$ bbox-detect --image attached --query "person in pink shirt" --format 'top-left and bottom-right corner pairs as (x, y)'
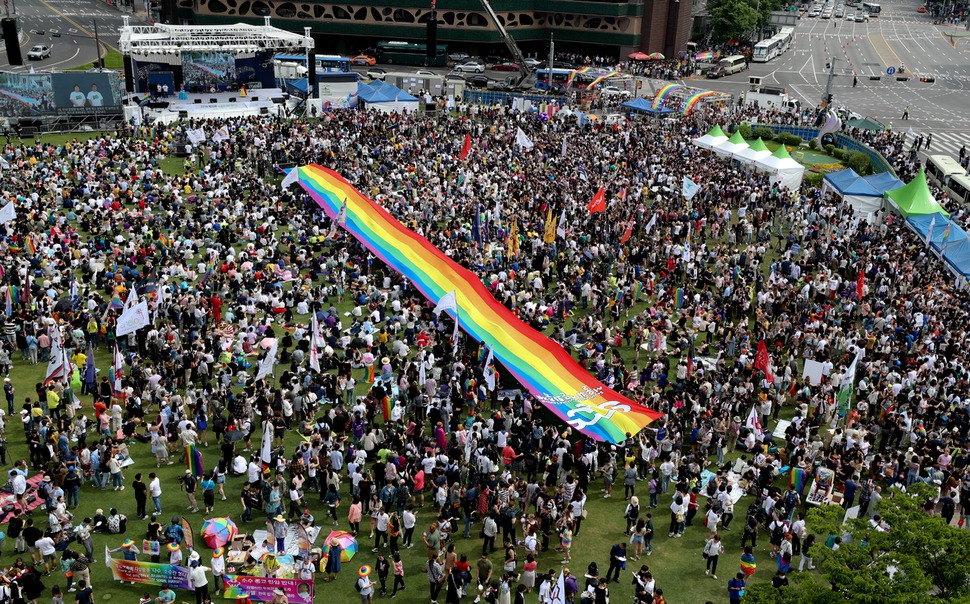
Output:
(347, 495), (363, 536)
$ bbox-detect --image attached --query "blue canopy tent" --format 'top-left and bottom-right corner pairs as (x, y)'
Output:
(905, 212), (970, 277)
(620, 97), (676, 115)
(356, 81), (419, 113)
(861, 172), (905, 193)
(822, 168), (884, 222)
(285, 78), (309, 95)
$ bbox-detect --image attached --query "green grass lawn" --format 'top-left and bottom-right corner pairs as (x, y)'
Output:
(0, 133), (818, 604)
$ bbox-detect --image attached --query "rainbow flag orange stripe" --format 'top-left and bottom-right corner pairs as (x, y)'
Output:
(292, 165), (662, 442)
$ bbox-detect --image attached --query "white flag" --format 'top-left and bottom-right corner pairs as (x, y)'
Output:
(116, 300), (150, 337)
(212, 126), (230, 143)
(44, 328), (69, 385)
(515, 126), (534, 150)
(643, 213), (657, 236)
(260, 420), (274, 464)
(561, 135), (568, 158)
(308, 315), (321, 373)
(281, 167), (300, 189)
(483, 347), (495, 391)
(682, 176), (701, 201)
(123, 287), (140, 311)
(112, 343), (125, 393)
(745, 405), (763, 439)
(0, 201), (15, 224)
(418, 358), (426, 385)
(926, 214), (936, 249)
(434, 290), (458, 316)
(550, 570), (566, 604)
(256, 339), (278, 381)
(556, 207), (567, 239)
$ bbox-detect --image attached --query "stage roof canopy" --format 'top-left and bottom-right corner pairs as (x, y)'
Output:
(119, 16), (312, 54)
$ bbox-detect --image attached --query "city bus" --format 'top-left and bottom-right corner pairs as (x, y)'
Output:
(862, 2), (881, 15)
(752, 28), (794, 62)
(926, 154), (966, 187)
(375, 41), (448, 67)
(274, 54), (352, 73)
(536, 68), (576, 90)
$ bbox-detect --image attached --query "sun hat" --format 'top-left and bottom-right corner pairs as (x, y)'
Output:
(274, 515), (285, 522)
(358, 565), (372, 577)
(213, 547), (225, 558)
(167, 542), (180, 552)
(122, 539), (135, 547)
(272, 589), (285, 596)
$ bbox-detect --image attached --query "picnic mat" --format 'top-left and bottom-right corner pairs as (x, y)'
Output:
(0, 473), (47, 524)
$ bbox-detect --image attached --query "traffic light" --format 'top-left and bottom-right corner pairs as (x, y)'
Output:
(825, 61), (831, 69)
(827, 94), (833, 104)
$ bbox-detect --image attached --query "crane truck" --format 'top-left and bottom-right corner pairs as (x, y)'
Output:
(476, 0), (536, 91)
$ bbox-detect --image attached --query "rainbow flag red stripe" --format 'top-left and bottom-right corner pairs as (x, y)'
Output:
(292, 165), (662, 442)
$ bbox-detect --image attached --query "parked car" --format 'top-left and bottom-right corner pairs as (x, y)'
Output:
(350, 54), (376, 66)
(492, 61), (520, 72)
(415, 70), (437, 76)
(454, 61), (485, 73)
(553, 60), (574, 69)
(465, 75), (490, 88)
(524, 58), (542, 68)
(365, 68), (387, 80)
(484, 55), (505, 64)
(448, 51), (470, 62)
(444, 73), (465, 81)
(26, 45), (50, 60)
(705, 67), (726, 79)
(600, 86), (631, 98)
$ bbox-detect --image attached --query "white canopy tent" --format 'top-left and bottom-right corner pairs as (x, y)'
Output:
(692, 124), (728, 150)
(712, 131), (749, 158)
(755, 145), (805, 191)
(734, 137), (772, 165)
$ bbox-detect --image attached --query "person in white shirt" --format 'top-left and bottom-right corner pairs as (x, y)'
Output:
(210, 548), (226, 593)
(149, 473), (163, 515)
(189, 561), (210, 604)
(35, 535), (56, 574)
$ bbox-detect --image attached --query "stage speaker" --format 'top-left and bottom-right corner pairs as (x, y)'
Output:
(194, 98), (202, 104)
(260, 107), (269, 115)
(2, 19), (22, 66)
(178, 110), (188, 118)
(307, 51), (316, 98)
(210, 98), (218, 103)
(229, 97), (236, 102)
(426, 16), (437, 66)
(123, 55), (135, 93)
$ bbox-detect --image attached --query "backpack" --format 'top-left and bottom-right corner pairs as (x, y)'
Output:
(355, 578), (363, 592)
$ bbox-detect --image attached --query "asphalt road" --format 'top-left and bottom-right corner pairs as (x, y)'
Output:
(0, 0), (148, 72)
(699, 0), (970, 159)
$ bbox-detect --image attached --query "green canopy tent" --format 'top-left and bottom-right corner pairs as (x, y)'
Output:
(845, 118), (885, 132)
(692, 125), (728, 150)
(884, 169), (950, 218)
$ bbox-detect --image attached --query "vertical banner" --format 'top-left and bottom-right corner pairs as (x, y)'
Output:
(296, 525), (311, 560)
(181, 517), (195, 551)
(223, 576), (314, 604)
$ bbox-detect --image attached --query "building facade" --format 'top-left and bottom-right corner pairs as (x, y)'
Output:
(171, 0), (692, 59)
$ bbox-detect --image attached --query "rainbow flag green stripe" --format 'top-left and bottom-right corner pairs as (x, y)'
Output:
(293, 165), (662, 443)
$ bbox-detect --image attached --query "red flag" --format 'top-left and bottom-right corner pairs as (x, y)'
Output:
(754, 339), (775, 383)
(856, 270), (864, 300)
(588, 187), (606, 214)
(620, 218), (634, 244)
(459, 132), (471, 161)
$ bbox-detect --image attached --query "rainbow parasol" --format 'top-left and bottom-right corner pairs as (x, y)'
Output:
(321, 530), (358, 562)
(201, 517), (238, 548)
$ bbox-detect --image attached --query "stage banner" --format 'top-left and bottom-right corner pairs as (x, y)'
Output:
(290, 165), (663, 443)
(109, 557), (191, 589)
(0, 73), (54, 116)
(223, 575), (313, 604)
(51, 73), (121, 113)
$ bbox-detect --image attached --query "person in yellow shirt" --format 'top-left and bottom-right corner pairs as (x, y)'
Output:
(72, 349), (87, 372)
(46, 387), (60, 418)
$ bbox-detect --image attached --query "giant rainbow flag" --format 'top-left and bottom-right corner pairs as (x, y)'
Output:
(291, 165), (662, 442)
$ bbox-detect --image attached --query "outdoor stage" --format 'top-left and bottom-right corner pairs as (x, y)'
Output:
(131, 88), (290, 124)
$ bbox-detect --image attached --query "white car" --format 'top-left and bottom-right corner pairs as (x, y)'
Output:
(453, 61), (485, 73)
(524, 58), (542, 68)
(600, 86), (632, 98)
(414, 70), (437, 76)
(365, 68), (386, 80)
(26, 45), (50, 60)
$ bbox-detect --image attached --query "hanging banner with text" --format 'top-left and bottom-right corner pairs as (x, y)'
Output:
(222, 575), (313, 604)
(108, 556), (191, 589)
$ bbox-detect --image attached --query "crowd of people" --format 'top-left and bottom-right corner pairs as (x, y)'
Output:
(0, 85), (966, 604)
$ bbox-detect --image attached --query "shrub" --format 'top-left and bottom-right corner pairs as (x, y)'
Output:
(847, 151), (872, 175)
(753, 127), (776, 140)
(824, 144), (836, 155)
(803, 171), (825, 187)
(737, 123), (753, 139)
(808, 139), (818, 150)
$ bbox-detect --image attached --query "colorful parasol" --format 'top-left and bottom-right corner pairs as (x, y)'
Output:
(628, 51), (649, 60)
(321, 530), (358, 562)
(695, 51), (716, 61)
(201, 517), (238, 549)
(649, 52), (665, 60)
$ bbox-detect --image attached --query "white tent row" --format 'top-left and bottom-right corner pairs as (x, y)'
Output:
(693, 126), (805, 191)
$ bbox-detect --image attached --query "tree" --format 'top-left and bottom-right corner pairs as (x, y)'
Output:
(707, 0), (760, 44)
(792, 483), (970, 604)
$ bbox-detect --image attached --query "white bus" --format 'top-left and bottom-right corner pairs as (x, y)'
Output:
(926, 154), (965, 187)
(752, 28), (794, 63)
(719, 55), (748, 74)
(945, 173), (970, 207)
(862, 2), (881, 15)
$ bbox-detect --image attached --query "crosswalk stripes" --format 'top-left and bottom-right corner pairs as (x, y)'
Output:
(903, 130), (969, 158)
